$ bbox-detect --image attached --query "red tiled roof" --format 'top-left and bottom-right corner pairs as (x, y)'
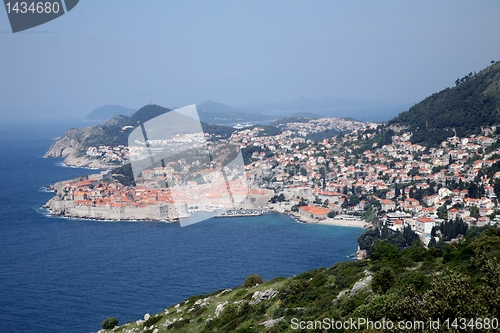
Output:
(299, 205), (330, 215)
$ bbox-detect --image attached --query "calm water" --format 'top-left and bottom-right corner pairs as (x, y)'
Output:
(0, 121), (362, 333)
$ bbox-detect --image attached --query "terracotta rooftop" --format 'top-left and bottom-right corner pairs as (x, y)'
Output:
(299, 205), (330, 215)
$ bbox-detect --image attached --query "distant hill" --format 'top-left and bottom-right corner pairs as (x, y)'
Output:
(389, 60), (500, 146)
(269, 114), (319, 127)
(46, 105), (236, 163)
(196, 100), (273, 124)
(197, 100), (236, 114)
(96, 104), (236, 145)
(84, 105), (136, 123)
(342, 116), (361, 122)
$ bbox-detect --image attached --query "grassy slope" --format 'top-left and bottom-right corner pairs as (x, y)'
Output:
(101, 227), (500, 333)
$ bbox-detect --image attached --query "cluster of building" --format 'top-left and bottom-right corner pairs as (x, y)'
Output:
(230, 121), (500, 242)
(48, 117), (500, 242)
(85, 145), (129, 164)
(282, 117), (370, 137)
(46, 174), (184, 220)
(46, 167), (273, 221)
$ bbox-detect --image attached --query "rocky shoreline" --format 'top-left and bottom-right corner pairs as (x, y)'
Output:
(44, 126), (120, 170)
(58, 155), (117, 170)
(42, 196), (180, 222)
(43, 189), (371, 229)
(43, 152), (371, 228)
(281, 209), (369, 228)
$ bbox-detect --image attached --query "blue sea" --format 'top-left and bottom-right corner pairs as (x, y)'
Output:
(0, 121), (363, 333)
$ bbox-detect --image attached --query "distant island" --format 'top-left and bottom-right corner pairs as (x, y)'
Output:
(84, 104), (137, 124)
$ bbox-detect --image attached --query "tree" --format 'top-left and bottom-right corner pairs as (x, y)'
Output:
(494, 178), (500, 198)
(342, 186), (348, 195)
(428, 236), (437, 248)
(437, 203), (448, 220)
(439, 218), (468, 241)
(423, 270), (479, 319)
(243, 274), (264, 287)
(474, 254), (500, 315)
(372, 267), (395, 294)
(101, 318), (119, 330)
(370, 241), (401, 261)
(470, 206), (480, 219)
(357, 228), (380, 252)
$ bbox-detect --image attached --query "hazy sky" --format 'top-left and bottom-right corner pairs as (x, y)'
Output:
(1, 0), (500, 120)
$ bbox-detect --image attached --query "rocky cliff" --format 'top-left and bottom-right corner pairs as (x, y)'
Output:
(44, 104), (236, 169)
(45, 126), (104, 158)
(44, 126), (115, 169)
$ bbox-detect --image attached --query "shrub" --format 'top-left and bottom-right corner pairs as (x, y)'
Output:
(279, 279), (310, 306)
(370, 241), (401, 261)
(310, 273), (328, 287)
(399, 271), (428, 292)
(101, 317), (119, 330)
(143, 314), (163, 327)
(165, 318), (189, 330)
(243, 274), (264, 287)
(236, 328), (255, 333)
(372, 267), (395, 294)
(218, 304), (239, 327)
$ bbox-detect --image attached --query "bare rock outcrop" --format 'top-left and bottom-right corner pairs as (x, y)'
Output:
(45, 126), (105, 158)
(44, 125), (118, 169)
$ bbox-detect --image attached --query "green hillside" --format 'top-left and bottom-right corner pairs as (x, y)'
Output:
(98, 227), (500, 333)
(389, 61), (500, 146)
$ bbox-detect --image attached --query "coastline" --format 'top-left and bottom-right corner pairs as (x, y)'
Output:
(58, 157), (117, 170)
(47, 153), (118, 170)
(56, 161), (103, 170)
(42, 199), (370, 228)
(311, 218), (369, 228)
(286, 212), (369, 228)
(42, 158), (369, 228)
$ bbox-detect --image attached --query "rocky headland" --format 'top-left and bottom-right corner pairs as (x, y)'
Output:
(45, 124), (124, 169)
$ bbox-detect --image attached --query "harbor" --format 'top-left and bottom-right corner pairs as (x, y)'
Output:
(215, 208), (264, 218)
